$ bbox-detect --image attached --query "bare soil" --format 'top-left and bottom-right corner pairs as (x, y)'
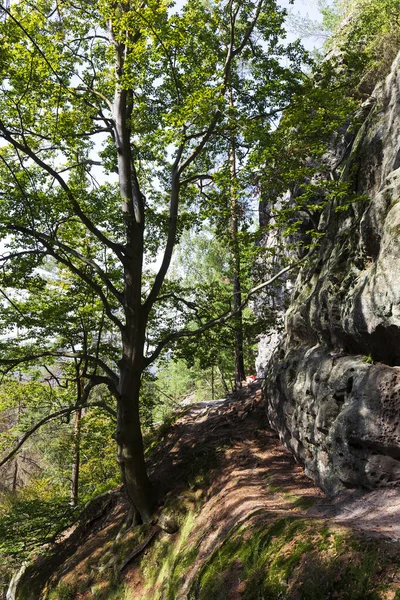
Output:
(24, 381), (400, 599)
(147, 382), (400, 598)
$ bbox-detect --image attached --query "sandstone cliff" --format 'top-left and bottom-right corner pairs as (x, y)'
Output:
(260, 52), (400, 495)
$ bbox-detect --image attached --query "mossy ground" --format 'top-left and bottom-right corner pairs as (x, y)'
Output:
(193, 517), (399, 600)
(137, 505), (199, 600)
(46, 514), (400, 600)
(18, 385), (400, 600)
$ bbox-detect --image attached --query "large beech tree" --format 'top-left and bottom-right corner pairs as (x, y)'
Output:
(0, 0), (305, 521)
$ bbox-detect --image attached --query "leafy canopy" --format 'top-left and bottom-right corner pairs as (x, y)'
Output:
(0, 0), (307, 379)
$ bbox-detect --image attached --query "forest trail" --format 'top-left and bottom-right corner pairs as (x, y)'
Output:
(146, 382), (328, 598)
(150, 382), (400, 547)
(18, 382), (400, 600)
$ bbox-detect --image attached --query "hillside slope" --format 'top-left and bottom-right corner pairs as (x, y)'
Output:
(9, 383), (400, 600)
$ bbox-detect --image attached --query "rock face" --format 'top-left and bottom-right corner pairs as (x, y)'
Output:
(261, 53), (400, 495)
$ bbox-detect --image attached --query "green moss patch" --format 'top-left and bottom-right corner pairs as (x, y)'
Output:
(192, 517), (399, 600)
(138, 508), (199, 600)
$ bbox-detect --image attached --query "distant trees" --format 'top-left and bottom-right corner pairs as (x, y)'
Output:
(169, 228), (258, 393)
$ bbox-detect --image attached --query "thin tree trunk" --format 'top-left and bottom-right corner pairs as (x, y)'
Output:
(211, 365), (215, 401)
(218, 366), (230, 395)
(232, 272), (246, 389)
(12, 393), (22, 493)
(70, 408), (81, 507)
(12, 460), (18, 493)
(229, 87), (246, 390)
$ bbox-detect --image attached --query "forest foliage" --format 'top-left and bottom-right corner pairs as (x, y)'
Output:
(0, 0), (399, 590)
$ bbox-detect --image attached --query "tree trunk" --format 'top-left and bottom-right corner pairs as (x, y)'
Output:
(218, 366), (230, 395)
(229, 87), (246, 390)
(232, 272), (246, 389)
(12, 393), (22, 493)
(111, 29), (152, 521)
(12, 460), (18, 493)
(116, 328), (153, 522)
(70, 408), (81, 507)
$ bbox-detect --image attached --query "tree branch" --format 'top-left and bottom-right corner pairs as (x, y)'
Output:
(143, 253), (312, 367)
(143, 169), (181, 313)
(7, 223), (123, 304)
(0, 4), (70, 91)
(6, 223), (124, 331)
(180, 173), (214, 186)
(154, 292), (202, 322)
(0, 351), (119, 386)
(0, 249), (45, 263)
(232, 0), (264, 57)
(178, 113), (221, 174)
(0, 400), (117, 470)
(0, 288), (31, 325)
(75, 86), (113, 112)
(0, 121), (125, 261)
(177, 1), (244, 175)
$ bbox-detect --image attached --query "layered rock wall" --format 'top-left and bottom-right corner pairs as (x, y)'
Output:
(261, 53), (400, 494)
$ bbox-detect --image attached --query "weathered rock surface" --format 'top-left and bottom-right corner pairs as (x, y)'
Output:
(260, 53), (400, 494)
(265, 346), (400, 494)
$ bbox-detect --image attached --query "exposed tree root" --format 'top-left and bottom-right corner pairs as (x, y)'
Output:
(119, 526), (161, 572)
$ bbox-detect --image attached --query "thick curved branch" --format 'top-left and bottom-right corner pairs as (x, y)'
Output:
(178, 113), (221, 175)
(0, 121), (125, 261)
(143, 169), (180, 312)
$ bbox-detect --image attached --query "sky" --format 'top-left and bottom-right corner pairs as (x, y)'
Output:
(279, 0), (325, 51)
(279, 0), (323, 22)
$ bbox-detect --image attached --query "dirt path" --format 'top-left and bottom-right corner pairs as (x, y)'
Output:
(22, 381), (400, 599)
(152, 382), (400, 542)
(146, 381), (400, 597)
(157, 385), (324, 598)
